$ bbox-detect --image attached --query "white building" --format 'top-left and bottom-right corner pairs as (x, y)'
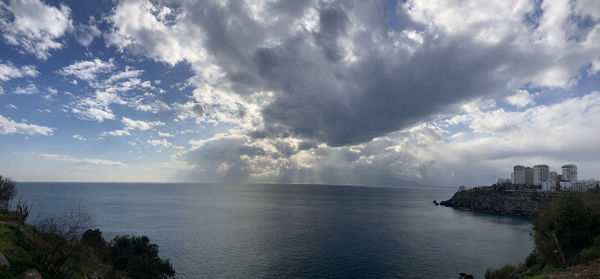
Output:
(560, 180), (572, 191)
(562, 164), (578, 182)
(572, 181), (588, 192)
(542, 179), (556, 191)
(533, 165), (550, 186)
(512, 165), (526, 185)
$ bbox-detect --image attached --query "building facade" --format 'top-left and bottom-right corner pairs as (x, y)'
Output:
(533, 165), (549, 186)
(542, 179), (556, 191)
(562, 164), (578, 182)
(525, 167), (534, 186)
(512, 165), (526, 185)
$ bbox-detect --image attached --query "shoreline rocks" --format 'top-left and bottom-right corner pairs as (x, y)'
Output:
(441, 187), (554, 216)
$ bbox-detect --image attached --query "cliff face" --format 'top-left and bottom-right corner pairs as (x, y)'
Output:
(441, 187), (552, 216)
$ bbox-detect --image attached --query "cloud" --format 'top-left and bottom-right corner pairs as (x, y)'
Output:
(102, 117), (165, 136)
(58, 59), (115, 81)
(0, 0), (72, 59)
(0, 61), (38, 81)
(105, 0), (600, 147)
(13, 83), (39, 95)
(73, 16), (101, 46)
(147, 139), (171, 148)
(72, 134), (86, 141)
(506, 90), (536, 107)
(39, 153), (126, 166)
(5, 104), (18, 109)
(158, 132), (174, 137)
(122, 117), (164, 130)
(62, 61), (169, 120)
(70, 91), (125, 122)
(0, 114), (54, 136)
(174, 91), (600, 186)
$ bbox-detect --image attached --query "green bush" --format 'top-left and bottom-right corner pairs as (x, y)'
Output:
(109, 235), (175, 279)
(485, 265), (519, 279)
(533, 193), (600, 267)
(524, 250), (538, 268)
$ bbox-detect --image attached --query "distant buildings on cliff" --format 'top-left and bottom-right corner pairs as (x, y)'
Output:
(497, 164), (599, 192)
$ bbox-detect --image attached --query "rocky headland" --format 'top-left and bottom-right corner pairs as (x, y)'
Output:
(440, 186), (556, 216)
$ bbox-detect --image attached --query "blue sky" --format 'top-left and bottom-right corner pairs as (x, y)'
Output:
(0, 0), (599, 186)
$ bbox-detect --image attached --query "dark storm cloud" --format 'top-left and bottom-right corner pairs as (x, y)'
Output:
(183, 135), (267, 181)
(110, 0), (597, 150)
(173, 0), (557, 147)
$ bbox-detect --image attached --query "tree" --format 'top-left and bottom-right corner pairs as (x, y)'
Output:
(532, 193), (600, 266)
(0, 175), (17, 210)
(110, 235), (175, 279)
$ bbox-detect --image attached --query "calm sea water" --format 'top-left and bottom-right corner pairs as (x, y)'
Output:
(16, 183), (532, 278)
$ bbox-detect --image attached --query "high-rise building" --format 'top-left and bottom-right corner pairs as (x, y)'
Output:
(512, 165), (527, 185)
(562, 164), (578, 182)
(512, 165), (526, 185)
(525, 167), (533, 186)
(549, 171), (557, 181)
(533, 165), (550, 186)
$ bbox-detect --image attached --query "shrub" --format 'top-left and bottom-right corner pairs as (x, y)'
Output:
(109, 235), (175, 279)
(0, 175), (17, 210)
(524, 250), (538, 268)
(533, 193), (600, 267)
(485, 265), (519, 279)
(81, 229), (107, 250)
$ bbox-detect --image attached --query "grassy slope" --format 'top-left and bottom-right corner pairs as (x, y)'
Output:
(0, 214), (121, 279)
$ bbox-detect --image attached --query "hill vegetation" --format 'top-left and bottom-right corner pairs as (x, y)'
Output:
(0, 175), (175, 278)
(485, 191), (600, 279)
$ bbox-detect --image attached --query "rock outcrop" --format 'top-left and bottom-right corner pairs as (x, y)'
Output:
(0, 251), (9, 268)
(441, 187), (553, 216)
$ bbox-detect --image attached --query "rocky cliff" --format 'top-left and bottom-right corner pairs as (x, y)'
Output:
(441, 187), (553, 216)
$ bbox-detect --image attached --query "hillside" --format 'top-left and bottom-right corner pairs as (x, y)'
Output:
(0, 210), (174, 278)
(441, 186), (553, 216)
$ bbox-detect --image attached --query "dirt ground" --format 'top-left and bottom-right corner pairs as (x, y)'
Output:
(547, 258), (600, 279)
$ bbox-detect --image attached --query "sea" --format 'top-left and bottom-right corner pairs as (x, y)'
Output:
(16, 182), (533, 278)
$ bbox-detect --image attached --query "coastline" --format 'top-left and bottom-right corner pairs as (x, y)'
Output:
(440, 186), (556, 216)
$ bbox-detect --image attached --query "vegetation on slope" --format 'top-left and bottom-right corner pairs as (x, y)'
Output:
(441, 186), (551, 216)
(0, 175), (175, 278)
(485, 191), (600, 279)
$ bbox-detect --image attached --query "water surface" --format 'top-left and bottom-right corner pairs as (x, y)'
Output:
(17, 183), (533, 278)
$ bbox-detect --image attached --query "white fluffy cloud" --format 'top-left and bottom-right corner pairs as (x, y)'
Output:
(506, 90), (536, 108)
(39, 153), (126, 166)
(13, 83), (39, 95)
(0, 0), (72, 59)
(58, 59), (115, 81)
(0, 61), (38, 81)
(73, 17), (101, 46)
(61, 60), (169, 122)
(70, 91), (125, 122)
(102, 117), (165, 136)
(147, 139), (171, 148)
(0, 114), (54, 136)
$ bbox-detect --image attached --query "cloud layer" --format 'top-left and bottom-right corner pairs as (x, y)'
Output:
(0, 0), (598, 185)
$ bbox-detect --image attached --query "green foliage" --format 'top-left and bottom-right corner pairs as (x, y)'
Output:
(81, 229), (106, 250)
(110, 235), (175, 279)
(485, 265), (519, 279)
(524, 251), (537, 268)
(533, 192), (600, 267)
(0, 175), (17, 210)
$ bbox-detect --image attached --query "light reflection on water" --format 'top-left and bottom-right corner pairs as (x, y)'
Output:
(17, 183), (533, 278)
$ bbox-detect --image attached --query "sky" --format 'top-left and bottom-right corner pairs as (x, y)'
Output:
(0, 0), (599, 186)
